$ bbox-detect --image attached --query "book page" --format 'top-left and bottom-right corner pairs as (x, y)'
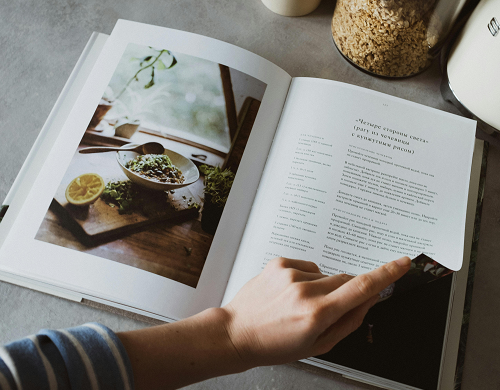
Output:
(0, 20), (291, 320)
(223, 77), (475, 304)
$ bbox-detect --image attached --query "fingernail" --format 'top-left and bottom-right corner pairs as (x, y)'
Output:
(394, 256), (411, 268)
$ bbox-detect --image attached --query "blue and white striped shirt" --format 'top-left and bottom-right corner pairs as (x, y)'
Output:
(0, 323), (134, 390)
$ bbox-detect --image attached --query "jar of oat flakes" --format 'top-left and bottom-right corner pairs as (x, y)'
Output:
(331, 0), (466, 77)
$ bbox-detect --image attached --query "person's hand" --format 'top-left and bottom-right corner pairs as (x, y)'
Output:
(222, 256), (411, 368)
(118, 256), (411, 390)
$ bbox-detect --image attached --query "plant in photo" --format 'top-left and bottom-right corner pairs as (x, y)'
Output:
(101, 180), (141, 214)
(89, 48), (178, 134)
(111, 49), (178, 137)
(199, 165), (235, 234)
(200, 165), (235, 207)
(115, 48), (177, 100)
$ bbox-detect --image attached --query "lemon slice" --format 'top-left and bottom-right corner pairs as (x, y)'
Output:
(65, 173), (105, 206)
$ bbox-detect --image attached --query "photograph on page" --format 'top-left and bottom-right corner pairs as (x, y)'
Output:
(35, 42), (267, 288)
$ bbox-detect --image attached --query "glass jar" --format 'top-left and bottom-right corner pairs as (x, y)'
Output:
(331, 0), (467, 77)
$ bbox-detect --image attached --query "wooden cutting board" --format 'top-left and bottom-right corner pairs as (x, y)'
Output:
(49, 146), (201, 245)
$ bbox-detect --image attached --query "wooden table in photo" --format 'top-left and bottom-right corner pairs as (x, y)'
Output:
(35, 144), (213, 288)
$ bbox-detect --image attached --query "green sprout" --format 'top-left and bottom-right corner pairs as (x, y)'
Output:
(101, 180), (140, 214)
(200, 165), (235, 207)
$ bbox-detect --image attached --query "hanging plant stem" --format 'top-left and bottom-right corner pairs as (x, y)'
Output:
(115, 49), (176, 100)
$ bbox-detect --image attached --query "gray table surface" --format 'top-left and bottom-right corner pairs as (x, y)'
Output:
(1, 0), (500, 389)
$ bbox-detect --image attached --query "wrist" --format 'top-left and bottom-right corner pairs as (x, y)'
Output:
(118, 307), (251, 390)
(195, 307), (251, 372)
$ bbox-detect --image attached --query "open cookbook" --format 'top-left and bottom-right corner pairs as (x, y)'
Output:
(0, 20), (484, 390)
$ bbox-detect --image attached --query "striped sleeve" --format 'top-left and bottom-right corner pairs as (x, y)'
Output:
(0, 323), (134, 390)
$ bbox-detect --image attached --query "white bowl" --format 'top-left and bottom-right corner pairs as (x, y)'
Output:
(116, 144), (199, 191)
